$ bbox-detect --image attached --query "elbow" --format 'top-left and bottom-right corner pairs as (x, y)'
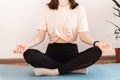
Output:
(79, 32), (88, 42)
(41, 37), (45, 42)
(79, 33), (86, 42)
(39, 36), (45, 43)
(37, 30), (46, 43)
(79, 37), (85, 42)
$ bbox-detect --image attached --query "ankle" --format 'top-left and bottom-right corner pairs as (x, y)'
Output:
(53, 69), (59, 75)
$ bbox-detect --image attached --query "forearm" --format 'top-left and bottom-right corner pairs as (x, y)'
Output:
(26, 31), (46, 48)
(79, 32), (96, 45)
(26, 36), (43, 48)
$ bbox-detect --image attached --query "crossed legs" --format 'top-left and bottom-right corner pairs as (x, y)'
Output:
(23, 46), (102, 76)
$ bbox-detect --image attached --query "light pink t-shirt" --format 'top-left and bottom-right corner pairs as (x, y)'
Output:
(37, 4), (89, 43)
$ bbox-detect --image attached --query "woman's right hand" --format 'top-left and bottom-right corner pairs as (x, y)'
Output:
(13, 44), (28, 54)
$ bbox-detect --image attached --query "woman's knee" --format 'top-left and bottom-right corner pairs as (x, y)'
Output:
(23, 49), (34, 58)
(92, 46), (102, 58)
(23, 49), (42, 63)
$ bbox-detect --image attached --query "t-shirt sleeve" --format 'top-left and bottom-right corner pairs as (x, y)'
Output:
(37, 5), (47, 31)
(77, 5), (89, 32)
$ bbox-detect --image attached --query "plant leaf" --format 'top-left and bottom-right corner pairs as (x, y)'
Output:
(113, 12), (120, 17)
(112, 0), (120, 8)
(113, 7), (119, 11)
(107, 20), (120, 29)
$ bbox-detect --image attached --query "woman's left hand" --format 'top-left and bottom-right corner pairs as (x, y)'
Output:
(95, 42), (114, 54)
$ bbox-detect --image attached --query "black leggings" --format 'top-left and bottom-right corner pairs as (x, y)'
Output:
(23, 43), (102, 75)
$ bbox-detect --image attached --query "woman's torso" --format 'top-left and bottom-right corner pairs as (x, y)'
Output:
(38, 4), (89, 43)
(46, 5), (79, 43)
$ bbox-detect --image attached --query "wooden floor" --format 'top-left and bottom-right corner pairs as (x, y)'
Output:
(9, 60), (116, 66)
(0, 56), (117, 66)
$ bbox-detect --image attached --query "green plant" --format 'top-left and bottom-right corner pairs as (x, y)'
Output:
(112, 0), (120, 17)
(108, 0), (120, 40)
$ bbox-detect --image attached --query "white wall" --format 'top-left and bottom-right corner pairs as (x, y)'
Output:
(0, 0), (119, 58)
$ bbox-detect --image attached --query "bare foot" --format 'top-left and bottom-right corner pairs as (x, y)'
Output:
(34, 68), (59, 76)
(70, 68), (88, 74)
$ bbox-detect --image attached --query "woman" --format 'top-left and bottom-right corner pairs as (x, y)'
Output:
(13, 0), (113, 76)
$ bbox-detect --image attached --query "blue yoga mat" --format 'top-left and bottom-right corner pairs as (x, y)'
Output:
(0, 64), (120, 80)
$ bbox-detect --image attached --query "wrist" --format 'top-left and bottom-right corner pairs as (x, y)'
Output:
(26, 43), (32, 48)
(26, 45), (31, 49)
